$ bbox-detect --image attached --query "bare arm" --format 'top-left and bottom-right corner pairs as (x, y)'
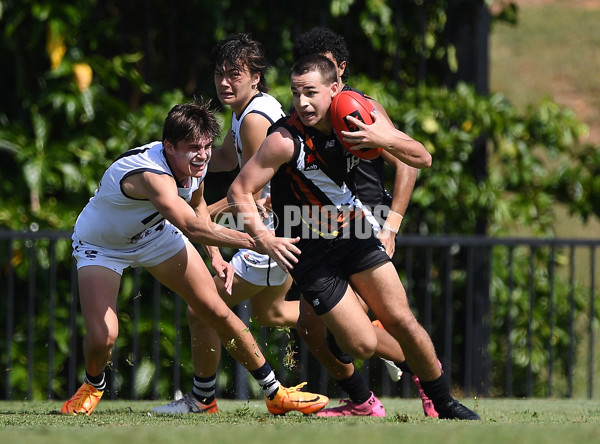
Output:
(207, 113), (272, 217)
(202, 243), (235, 294)
(228, 128), (300, 272)
(341, 99), (432, 169)
(208, 129), (239, 172)
(377, 150), (418, 257)
(123, 173), (257, 250)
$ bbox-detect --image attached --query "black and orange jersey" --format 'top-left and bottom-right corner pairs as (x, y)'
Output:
(270, 112), (364, 239)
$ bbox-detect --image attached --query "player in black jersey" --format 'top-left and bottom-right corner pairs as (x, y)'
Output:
(292, 26), (439, 417)
(229, 54), (480, 420)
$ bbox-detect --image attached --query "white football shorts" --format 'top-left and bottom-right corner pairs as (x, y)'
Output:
(72, 223), (186, 275)
(231, 249), (288, 287)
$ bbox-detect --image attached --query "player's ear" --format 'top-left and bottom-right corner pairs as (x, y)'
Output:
(338, 60), (347, 78)
(251, 72), (261, 89)
(331, 81), (339, 97)
(163, 139), (174, 153)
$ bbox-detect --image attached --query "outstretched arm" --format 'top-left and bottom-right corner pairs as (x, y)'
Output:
(126, 173), (258, 250)
(228, 128), (301, 272)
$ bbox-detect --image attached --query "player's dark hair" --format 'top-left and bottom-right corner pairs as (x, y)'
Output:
(162, 98), (220, 145)
(211, 33), (270, 92)
(291, 54), (338, 86)
(292, 27), (350, 83)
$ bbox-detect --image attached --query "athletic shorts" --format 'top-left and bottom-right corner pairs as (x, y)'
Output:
(72, 222), (186, 275)
(231, 249), (288, 286)
(289, 220), (390, 315)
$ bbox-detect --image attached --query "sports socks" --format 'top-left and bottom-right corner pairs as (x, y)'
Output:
(396, 360), (413, 375)
(250, 362), (280, 400)
(84, 371), (106, 391)
(192, 374), (216, 404)
(337, 368), (371, 405)
(418, 372), (453, 410)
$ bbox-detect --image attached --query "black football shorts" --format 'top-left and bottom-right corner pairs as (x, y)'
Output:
(290, 224), (390, 315)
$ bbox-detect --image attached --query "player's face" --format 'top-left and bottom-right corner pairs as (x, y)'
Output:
(165, 136), (212, 182)
(291, 70), (337, 133)
(214, 61), (260, 113)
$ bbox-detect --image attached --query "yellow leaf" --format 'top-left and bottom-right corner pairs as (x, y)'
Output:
(73, 63), (93, 91)
(46, 28), (66, 71)
(422, 116), (439, 134)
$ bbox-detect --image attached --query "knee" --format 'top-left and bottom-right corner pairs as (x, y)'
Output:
(381, 314), (423, 340)
(202, 302), (241, 332)
(186, 305), (205, 326)
(252, 306), (284, 327)
(254, 311), (282, 328)
(344, 335), (377, 360)
(85, 324), (118, 354)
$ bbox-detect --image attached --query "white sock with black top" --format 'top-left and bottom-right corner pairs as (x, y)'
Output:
(250, 362), (280, 400)
(192, 374), (216, 404)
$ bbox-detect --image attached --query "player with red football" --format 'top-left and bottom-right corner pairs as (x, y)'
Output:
(228, 54), (480, 420)
(291, 26), (442, 418)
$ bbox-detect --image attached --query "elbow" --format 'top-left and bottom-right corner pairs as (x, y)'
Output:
(413, 142), (432, 169)
(422, 151), (432, 169)
(226, 183), (238, 207)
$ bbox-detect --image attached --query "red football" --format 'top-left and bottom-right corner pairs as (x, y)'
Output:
(330, 90), (383, 160)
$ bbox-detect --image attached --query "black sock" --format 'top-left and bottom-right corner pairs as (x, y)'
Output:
(396, 361), (413, 376)
(337, 368), (371, 404)
(84, 371), (106, 391)
(192, 374), (216, 404)
(418, 373), (453, 411)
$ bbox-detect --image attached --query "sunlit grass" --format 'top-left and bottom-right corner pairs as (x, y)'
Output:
(1, 398), (599, 444)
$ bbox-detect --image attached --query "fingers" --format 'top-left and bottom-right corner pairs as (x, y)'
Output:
(216, 263), (234, 295)
(377, 230), (395, 258)
(263, 195), (272, 209)
(224, 265), (234, 295)
(268, 237), (300, 273)
(341, 112), (385, 149)
(257, 204), (269, 219)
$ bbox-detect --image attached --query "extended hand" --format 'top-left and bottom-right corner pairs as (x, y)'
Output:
(258, 234), (301, 272)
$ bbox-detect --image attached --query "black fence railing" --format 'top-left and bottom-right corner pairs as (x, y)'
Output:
(1, 230), (598, 401)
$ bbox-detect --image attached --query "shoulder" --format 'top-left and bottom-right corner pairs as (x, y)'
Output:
(243, 93), (285, 123)
(260, 126), (295, 161)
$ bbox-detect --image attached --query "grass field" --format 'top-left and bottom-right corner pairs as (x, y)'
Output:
(1, 398), (599, 444)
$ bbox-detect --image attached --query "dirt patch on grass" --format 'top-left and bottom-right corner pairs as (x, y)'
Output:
(509, 0), (600, 9)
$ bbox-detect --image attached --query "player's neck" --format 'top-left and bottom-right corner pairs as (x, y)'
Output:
(232, 90), (260, 117)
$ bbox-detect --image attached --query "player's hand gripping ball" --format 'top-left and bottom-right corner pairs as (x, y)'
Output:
(330, 90), (383, 160)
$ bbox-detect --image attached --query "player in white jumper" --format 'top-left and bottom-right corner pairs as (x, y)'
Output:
(153, 34), (300, 415)
(62, 100), (328, 416)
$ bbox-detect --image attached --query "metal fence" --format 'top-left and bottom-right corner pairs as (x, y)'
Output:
(1, 230), (598, 401)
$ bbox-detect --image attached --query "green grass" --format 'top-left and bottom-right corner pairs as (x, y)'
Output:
(1, 398), (599, 444)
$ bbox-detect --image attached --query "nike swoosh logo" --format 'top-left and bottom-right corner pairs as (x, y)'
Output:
(294, 396), (322, 403)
